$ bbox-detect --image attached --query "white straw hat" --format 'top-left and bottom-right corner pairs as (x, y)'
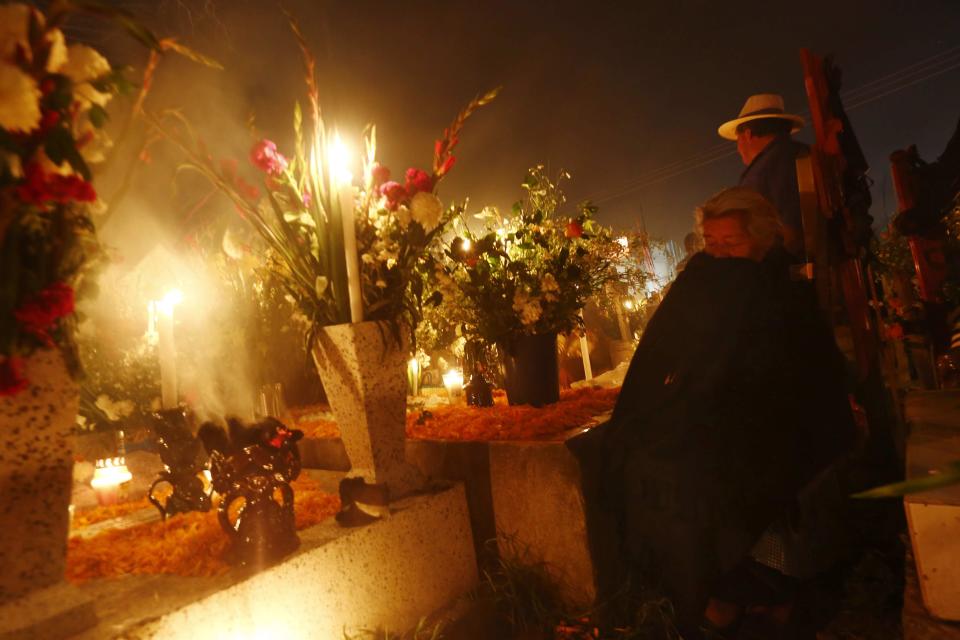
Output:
(717, 93), (805, 140)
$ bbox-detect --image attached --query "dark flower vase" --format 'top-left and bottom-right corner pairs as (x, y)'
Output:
(498, 332), (560, 407)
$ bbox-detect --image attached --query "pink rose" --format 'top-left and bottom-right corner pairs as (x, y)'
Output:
(404, 168), (434, 196)
(379, 181), (407, 211)
(249, 139), (288, 176)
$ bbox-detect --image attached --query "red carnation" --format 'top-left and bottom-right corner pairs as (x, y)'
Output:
(371, 163), (391, 186)
(379, 181), (408, 211)
(249, 139), (288, 177)
(404, 168), (434, 196)
(16, 163), (96, 206)
(14, 282), (76, 347)
(565, 220), (584, 239)
(0, 356), (29, 397)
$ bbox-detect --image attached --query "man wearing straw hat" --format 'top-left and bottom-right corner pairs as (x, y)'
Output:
(719, 93), (807, 255)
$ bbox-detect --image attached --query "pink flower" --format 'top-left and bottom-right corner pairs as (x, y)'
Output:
(249, 139), (288, 176)
(404, 168), (434, 196)
(379, 181), (407, 211)
(371, 163), (391, 186)
(0, 356), (28, 397)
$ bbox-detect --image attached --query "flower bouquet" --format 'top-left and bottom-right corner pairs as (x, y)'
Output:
(153, 12), (497, 495)
(430, 166), (633, 406)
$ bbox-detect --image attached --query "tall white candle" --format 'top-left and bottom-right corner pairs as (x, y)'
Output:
(339, 183), (363, 323)
(579, 311), (593, 381)
(330, 134), (363, 324)
(157, 289), (182, 409)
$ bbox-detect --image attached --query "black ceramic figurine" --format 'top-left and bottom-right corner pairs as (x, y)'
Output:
(147, 408), (212, 519)
(199, 417), (304, 567)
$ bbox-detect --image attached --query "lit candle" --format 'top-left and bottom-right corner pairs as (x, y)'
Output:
(90, 457), (133, 506)
(157, 288), (182, 409)
(442, 369), (464, 400)
(330, 134), (363, 324)
(407, 357), (421, 396)
(579, 311), (593, 381)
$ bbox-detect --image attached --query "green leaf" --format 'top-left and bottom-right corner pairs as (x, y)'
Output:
(853, 462), (960, 498)
(88, 104), (109, 128)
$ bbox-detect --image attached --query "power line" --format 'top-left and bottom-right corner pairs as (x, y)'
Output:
(586, 47), (960, 206)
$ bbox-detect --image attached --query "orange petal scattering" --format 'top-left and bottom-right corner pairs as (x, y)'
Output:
(289, 404), (339, 439)
(66, 478), (339, 583)
(290, 386), (619, 442)
(71, 497), (154, 529)
(405, 386), (620, 442)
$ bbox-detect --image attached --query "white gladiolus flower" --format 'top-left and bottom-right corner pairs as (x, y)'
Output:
(0, 61), (40, 132)
(410, 191), (443, 232)
(60, 44), (112, 108)
(0, 4), (31, 62)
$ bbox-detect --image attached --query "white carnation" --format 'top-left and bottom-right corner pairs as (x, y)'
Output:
(395, 204), (412, 229)
(45, 29), (67, 72)
(0, 60), (40, 132)
(410, 191), (443, 232)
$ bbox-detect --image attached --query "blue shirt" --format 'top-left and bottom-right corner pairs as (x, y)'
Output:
(739, 135), (809, 253)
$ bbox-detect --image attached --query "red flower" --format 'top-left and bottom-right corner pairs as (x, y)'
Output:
(404, 168), (434, 196)
(438, 155), (456, 177)
(16, 163), (96, 206)
(0, 357), (29, 397)
(39, 110), (61, 133)
(885, 323), (905, 341)
(249, 139), (288, 176)
(379, 181), (407, 211)
(371, 163), (391, 186)
(564, 220), (584, 239)
(14, 282), (75, 347)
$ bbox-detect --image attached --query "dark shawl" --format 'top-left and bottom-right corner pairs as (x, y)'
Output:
(573, 249), (855, 624)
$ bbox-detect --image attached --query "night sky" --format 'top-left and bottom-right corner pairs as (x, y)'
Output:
(73, 0), (960, 245)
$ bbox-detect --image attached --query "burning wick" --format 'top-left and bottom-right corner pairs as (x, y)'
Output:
(442, 369), (464, 400)
(90, 457), (132, 506)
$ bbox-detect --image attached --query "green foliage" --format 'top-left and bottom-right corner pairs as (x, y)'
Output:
(427, 167), (638, 347)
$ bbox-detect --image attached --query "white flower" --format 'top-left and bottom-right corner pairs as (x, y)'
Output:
(0, 60), (40, 132)
(410, 191), (443, 232)
(361, 253), (375, 264)
(395, 204), (412, 229)
(60, 44), (112, 108)
(513, 289), (543, 326)
(375, 279), (387, 289)
(45, 29), (67, 72)
(0, 4), (31, 62)
(1, 150), (22, 178)
(541, 273), (560, 302)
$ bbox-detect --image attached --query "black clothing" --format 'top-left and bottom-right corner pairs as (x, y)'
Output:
(570, 249), (855, 627)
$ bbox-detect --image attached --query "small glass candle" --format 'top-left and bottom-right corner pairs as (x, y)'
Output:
(442, 369), (464, 400)
(90, 457), (133, 506)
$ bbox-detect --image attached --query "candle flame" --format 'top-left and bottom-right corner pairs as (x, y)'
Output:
(157, 288), (183, 317)
(90, 457), (132, 489)
(329, 132), (352, 185)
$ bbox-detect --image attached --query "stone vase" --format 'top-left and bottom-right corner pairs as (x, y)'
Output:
(311, 321), (423, 497)
(0, 348), (79, 604)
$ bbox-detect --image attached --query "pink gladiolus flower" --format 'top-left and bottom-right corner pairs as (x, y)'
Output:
(250, 139), (288, 176)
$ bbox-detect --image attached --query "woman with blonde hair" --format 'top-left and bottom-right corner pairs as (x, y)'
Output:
(572, 187), (855, 639)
